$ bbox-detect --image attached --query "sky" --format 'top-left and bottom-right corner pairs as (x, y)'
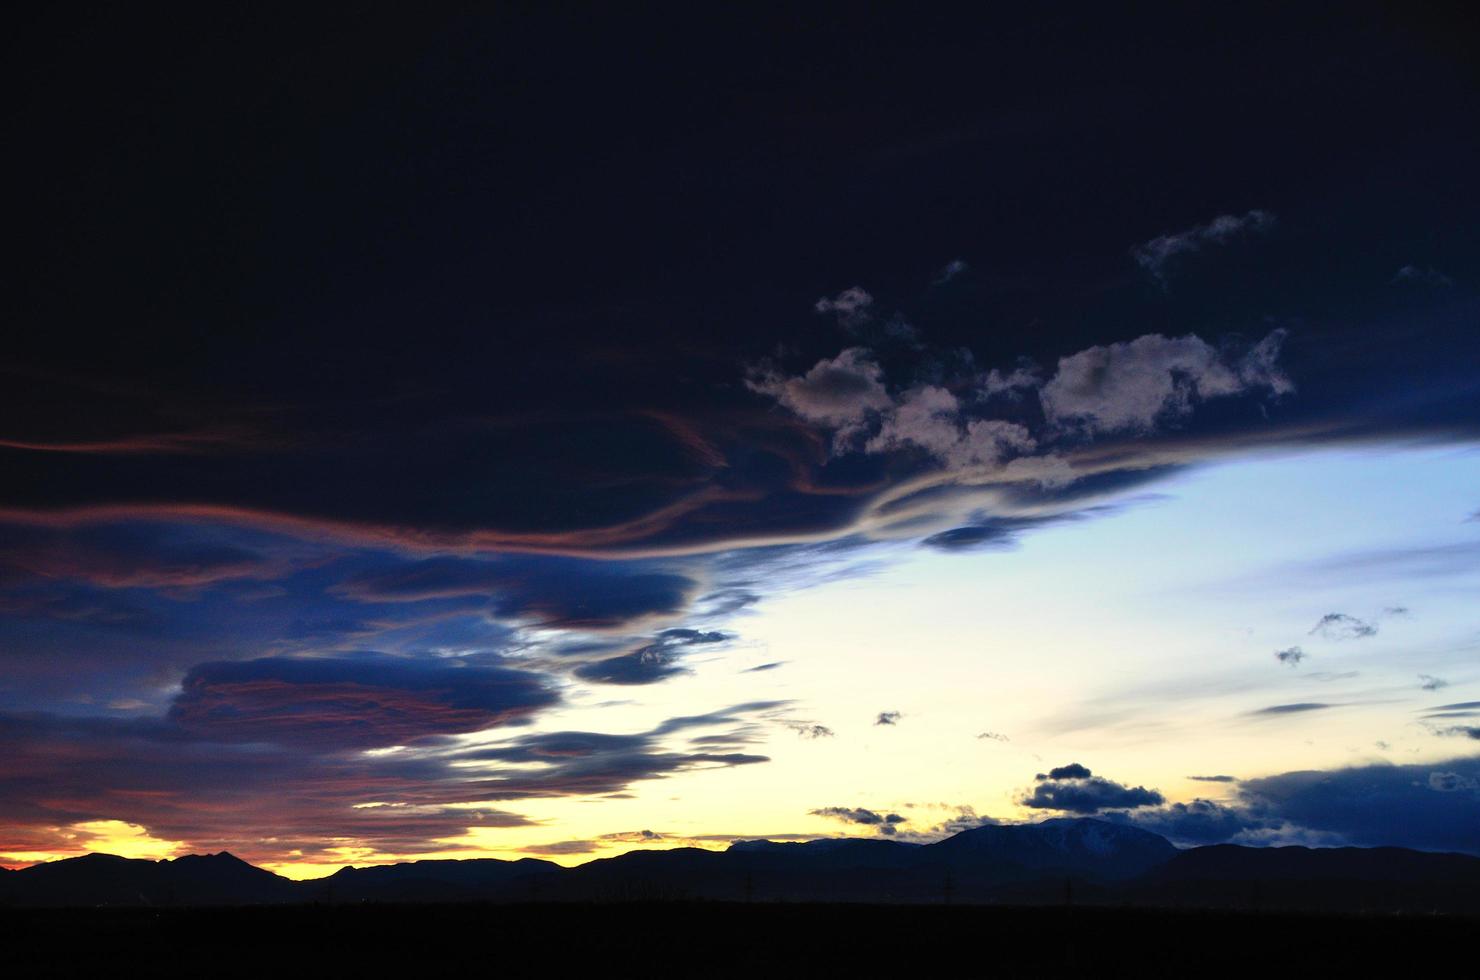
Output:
(3, 5), (1479, 877)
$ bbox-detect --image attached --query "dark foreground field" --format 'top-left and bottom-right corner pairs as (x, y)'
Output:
(1, 902), (1471, 977)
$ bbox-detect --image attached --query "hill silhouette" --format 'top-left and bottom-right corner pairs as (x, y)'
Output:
(4, 818), (1478, 913)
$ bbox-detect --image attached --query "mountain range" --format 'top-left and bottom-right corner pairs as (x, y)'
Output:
(4, 818), (1478, 914)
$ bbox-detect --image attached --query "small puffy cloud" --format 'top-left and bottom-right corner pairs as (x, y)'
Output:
(980, 365), (1041, 400)
(746, 347), (892, 443)
(1275, 646), (1306, 667)
(810, 806), (907, 835)
(934, 259), (968, 284)
(874, 711), (902, 726)
(1132, 209), (1276, 282)
(784, 722), (835, 739)
(1039, 330), (1292, 436)
(813, 286), (875, 326)
(1308, 613), (1377, 640)
(977, 731), (1010, 742)
(1037, 763), (1093, 781)
(1427, 771), (1479, 793)
(1419, 674), (1449, 692)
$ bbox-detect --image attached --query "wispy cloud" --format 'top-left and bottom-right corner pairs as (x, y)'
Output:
(1132, 209), (1276, 283)
(1308, 613), (1377, 641)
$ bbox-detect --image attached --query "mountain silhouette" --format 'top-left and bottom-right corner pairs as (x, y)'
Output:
(318, 857), (562, 903)
(0, 851), (296, 907)
(927, 817), (1177, 876)
(3, 818), (1478, 912)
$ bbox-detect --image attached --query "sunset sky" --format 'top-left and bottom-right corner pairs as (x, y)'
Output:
(4, 5), (1478, 878)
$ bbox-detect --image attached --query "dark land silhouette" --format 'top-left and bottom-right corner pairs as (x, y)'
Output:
(4, 818), (1478, 914)
(1, 902), (1472, 977)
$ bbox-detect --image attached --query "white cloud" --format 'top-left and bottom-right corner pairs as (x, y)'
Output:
(1039, 330), (1292, 436)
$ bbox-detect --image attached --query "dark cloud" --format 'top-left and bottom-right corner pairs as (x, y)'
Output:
(1187, 774), (1236, 783)
(1247, 702), (1334, 717)
(522, 840), (599, 855)
(784, 723), (835, 739)
(1107, 757), (1480, 854)
(0, 584), (162, 631)
(810, 806), (908, 835)
(4, 8), (1480, 567)
(1419, 674), (1449, 692)
(0, 520), (286, 591)
(1274, 646), (1306, 667)
(1021, 778), (1165, 814)
(918, 496), (1161, 553)
(976, 731), (1009, 742)
(0, 710), (536, 863)
(697, 589), (762, 617)
(1308, 613), (1377, 640)
(0, 699), (779, 865)
(875, 711), (902, 726)
(447, 715), (773, 801)
(650, 701), (789, 737)
(335, 556), (695, 629)
(1108, 798), (1258, 846)
(922, 514), (1082, 552)
(743, 661), (784, 673)
(1021, 764), (1165, 814)
(170, 653), (559, 749)
(1237, 757), (1480, 853)
(571, 629), (732, 686)
(6, 2), (1480, 876)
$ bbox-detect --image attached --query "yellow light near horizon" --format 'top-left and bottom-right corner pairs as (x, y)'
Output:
(0, 819), (185, 867)
(67, 819), (185, 860)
